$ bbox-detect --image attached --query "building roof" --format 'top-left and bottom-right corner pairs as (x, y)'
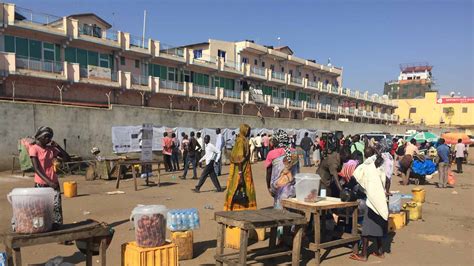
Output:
(274, 46), (294, 55)
(67, 13), (112, 29)
(178, 41), (209, 48)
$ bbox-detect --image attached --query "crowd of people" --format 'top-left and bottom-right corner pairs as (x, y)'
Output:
(24, 124), (469, 263)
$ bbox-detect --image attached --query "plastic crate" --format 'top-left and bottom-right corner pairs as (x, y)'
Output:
(121, 241), (178, 266)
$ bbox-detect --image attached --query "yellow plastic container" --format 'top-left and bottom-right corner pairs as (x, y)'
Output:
(121, 241), (178, 266)
(170, 230), (193, 260)
(63, 181), (77, 198)
(403, 201), (422, 221)
(412, 187), (426, 203)
(225, 227), (266, 249)
(388, 212), (406, 232)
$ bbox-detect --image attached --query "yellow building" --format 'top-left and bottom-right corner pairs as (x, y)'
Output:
(395, 91), (474, 127)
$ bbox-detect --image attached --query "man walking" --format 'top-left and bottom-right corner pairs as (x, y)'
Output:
(215, 128), (224, 176)
(193, 135), (223, 193)
(436, 138), (451, 188)
(454, 138), (466, 173)
(180, 131), (201, 180)
(196, 132), (204, 167)
(300, 132), (314, 167)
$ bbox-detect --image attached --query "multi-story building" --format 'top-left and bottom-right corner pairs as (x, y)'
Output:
(0, 3), (397, 123)
(395, 91), (474, 127)
(384, 63), (434, 99)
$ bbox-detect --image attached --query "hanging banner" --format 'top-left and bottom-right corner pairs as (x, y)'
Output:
(437, 97), (474, 104)
(141, 124), (153, 161)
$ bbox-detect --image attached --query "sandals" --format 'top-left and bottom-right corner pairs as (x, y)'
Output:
(371, 252), (385, 259)
(349, 253), (367, 262)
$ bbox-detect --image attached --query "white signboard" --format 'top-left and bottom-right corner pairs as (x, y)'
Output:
(141, 124), (153, 161)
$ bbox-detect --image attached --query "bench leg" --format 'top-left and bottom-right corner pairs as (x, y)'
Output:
(5, 246), (13, 266)
(86, 239), (93, 266)
(269, 227), (277, 249)
(313, 212), (321, 266)
(215, 223), (225, 266)
(132, 164), (138, 191)
(115, 166), (122, 189)
(352, 206), (359, 254)
(292, 225), (303, 266)
(239, 229), (249, 265)
(100, 238), (107, 266)
(13, 248), (21, 266)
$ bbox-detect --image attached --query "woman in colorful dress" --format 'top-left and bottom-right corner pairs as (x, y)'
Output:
(265, 129), (299, 209)
(224, 124), (257, 211)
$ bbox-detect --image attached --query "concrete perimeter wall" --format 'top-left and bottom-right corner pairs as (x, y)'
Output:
(0, 100), (447, 171)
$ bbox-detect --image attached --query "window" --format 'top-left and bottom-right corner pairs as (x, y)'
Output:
(42, 42), (55, 61)
(15, 37), (29, 58)
(262, 86), (272, 96)
(193, 72), (209, 86)
(193, 49), (202, 59)
(76, 48), (88, 67)
(99, 54), (109, 68)
(5, 35), (15, 53)
(289, 70), (293, 76)
(462, 107), (468, 113)
(181, 70), (191, 82)
(270, 64), (275, 71)
(443, 107), (450, 114)
(120, 56), (125, 65)
(135, 59), (140, 68)
(305, 74), (309, 79)
(261, 61), (265, 67)
(298, 72), (302, 77)
(87, 51), (99, 66)
(408, 77), (413, 80)
(214, 76), (235, 90)
(281, 67), (284, 72)
(167, 67), (176, 81)
(241, 57), (248, 64)
(217, 49), (226, 60)
(254, 59), (258, 65)
(29, 40), (41, 59)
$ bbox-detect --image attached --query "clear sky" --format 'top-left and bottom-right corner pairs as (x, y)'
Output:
(12, 0), (473, 95)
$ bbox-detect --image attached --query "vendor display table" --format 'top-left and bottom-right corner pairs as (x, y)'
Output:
(115, 160), (162, 191)
(1, 220), (111, 266)
(282, 197), (360, 266)
(214, 209), (306, 266)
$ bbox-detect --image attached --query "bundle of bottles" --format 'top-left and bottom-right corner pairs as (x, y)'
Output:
(166, 208), (200, 231)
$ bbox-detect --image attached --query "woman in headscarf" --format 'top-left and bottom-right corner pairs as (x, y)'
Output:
(28, 126), (70, 229)
(350, 146), (388, 261)
(224, 124), (257, 211)
(265, 129), (299, 209)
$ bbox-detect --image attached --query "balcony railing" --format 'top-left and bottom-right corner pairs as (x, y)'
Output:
(79, 66), (88, 77)
(132, 74), (149, 86)
(271, 71), (285, 81)
(194, 54), (217, 65)
(321, 84), (329, 92)
(307, 102), (318, 110)
(14, 6), (64, 29)
(331, 86), (339, 94)
(223, 89), (241, 99)
(330, 105), (339, 113)
(251, 66), (266, 76)
(289, 99), (302, 108)
(349, 108), (355, 114)
(160, 79), (184, 91)
(159, 43), (184, 58)
(224, 60), (241, 71)
(349, 90), (356, 98)
(271, 97), (285, 105)
(16, 57), (63, 74)
(342, 88), (348, 95)
(130, 35), (148, 49)
(307, 81), (317, 88)
(78, 24), (119, 42)
(193, 85), (215, 96)
(291, 77), (303, 84)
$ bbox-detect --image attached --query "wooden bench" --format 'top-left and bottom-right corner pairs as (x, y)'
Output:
(214, 209), (306, 266)
(1, 220), (111, 266)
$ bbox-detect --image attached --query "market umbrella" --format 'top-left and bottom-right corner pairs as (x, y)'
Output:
(441, 132), (472, 145)
(407, 132), (439, 143)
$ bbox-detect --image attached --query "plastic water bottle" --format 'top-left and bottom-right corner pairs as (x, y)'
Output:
(188, 212), (194, 229)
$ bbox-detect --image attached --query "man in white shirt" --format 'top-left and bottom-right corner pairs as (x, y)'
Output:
(255, 134), (263, 160)
(454, 139), (466, 173)
(192, 135), (223, 193)
(214, 128), (224, 176)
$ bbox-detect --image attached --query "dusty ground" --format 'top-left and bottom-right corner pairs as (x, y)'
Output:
(0, 156), (473, 265)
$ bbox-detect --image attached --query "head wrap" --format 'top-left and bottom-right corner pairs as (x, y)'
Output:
(34, 126), (53, 140)
(273, 129), (291, 161)
(91, 147), (100, 155)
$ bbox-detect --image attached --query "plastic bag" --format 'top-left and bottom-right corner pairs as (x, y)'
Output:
(448, 172), (456, 186)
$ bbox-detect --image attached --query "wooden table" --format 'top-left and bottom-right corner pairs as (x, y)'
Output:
(214, 209), (306, 266)
(282, 197), (360, 266)
(115, 160), (161, 191)
(1, 220), (111, 266)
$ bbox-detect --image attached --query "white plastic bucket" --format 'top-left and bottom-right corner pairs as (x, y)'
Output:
(295, 173), (321, 202)
(130, 205), (168, 247)
(7, 187), (55, 233)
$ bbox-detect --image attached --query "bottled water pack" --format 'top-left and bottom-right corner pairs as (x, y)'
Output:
(167, 208), (200, 231)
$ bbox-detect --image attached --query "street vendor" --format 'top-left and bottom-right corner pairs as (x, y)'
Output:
(29, 126), (70, 229)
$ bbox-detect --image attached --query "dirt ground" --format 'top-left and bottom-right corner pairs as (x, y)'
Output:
(1, 156), (473, 265)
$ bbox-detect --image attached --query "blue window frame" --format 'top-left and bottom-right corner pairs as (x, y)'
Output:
(193, 49), (202, 59)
